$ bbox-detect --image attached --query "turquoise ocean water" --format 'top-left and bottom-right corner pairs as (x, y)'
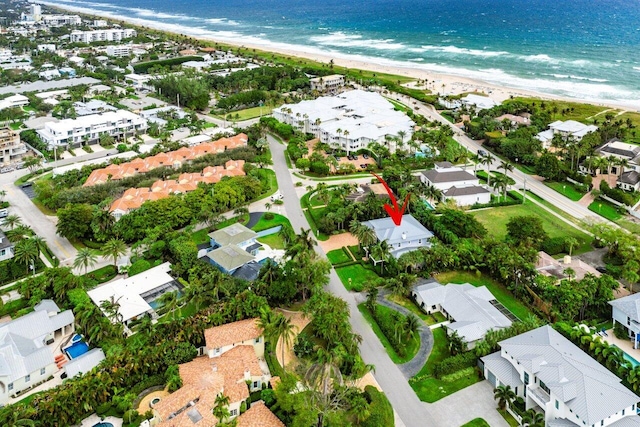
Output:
(46, 0), (640, 107)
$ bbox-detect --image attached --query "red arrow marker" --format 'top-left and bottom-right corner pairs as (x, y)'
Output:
(370, 172), (410, 226)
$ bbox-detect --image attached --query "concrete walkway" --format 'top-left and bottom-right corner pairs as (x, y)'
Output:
(375, 291), (434, 378)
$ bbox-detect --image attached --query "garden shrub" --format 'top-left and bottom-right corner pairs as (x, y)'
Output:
(96, 402), (112, 416)
(240, 400), (247, 414)
(541, 237), (567, 255)
(433, 351), (477, 379)
(263, 212), (275, 220)
(261, 389), (276, 407)
(362, 385), (393, 427)
(372, 306), (407, 357)
(293, 332), (316, 358)
(128, 259), (152, 276)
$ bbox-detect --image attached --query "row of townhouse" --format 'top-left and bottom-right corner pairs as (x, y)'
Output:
(109, 160), (245, 218)
(37, 110), (147, 149)
(83, 133), (248, 186)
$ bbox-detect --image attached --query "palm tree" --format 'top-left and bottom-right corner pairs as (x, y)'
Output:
(212, 393), (230, 422)
(491, 174), (510, 201)
(14, 239), (39, 274)
(482, 153), (495, 186)
(349, 220), (377, 249)
(274, 313), (297, 372)
(521, 409), (545, 427)
(100, 295), (123, 324)
(404, 314), (420, 339)
(157, 290), (179, 320)
(102, 238), (127, 267)
(74, 248), (98, 276)
(470, 153), (482, 173)
(500, 160), (514, 176)
(1, 214), (22, 230)
(302, 350), (346, 427)
(564, 237), (578, 256)
(493, 384), (516, 410)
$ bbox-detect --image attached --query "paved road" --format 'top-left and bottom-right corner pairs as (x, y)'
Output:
(269, 135), (508, 427)
(376, 290), (434, 379)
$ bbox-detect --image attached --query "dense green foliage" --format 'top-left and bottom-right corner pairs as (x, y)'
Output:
(132, 56), (204, 74)
(151, 74), (210, 110)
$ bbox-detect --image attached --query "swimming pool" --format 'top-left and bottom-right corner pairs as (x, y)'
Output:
(65, 341), (89, 359)
(92, 423), (114, 427)
(611, 344), (640, 367)
(423, 200), (435, 210)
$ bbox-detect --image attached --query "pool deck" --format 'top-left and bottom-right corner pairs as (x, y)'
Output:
(603, 329), (640, 361)
(78, 414), (123, 427)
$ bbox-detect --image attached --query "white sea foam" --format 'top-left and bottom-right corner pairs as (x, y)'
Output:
(419, 45), (509, 57)
(46, 0), (640, 108)
(205, 18), (240, 26)
(310, 32), (406, 51)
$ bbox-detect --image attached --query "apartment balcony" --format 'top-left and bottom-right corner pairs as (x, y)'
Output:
(528, 385), (551, 407)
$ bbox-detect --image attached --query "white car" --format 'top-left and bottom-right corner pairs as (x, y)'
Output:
(271, 192), (283, 202)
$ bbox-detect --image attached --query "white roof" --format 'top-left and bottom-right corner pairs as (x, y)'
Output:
(87, 262), (175, 323)
(43, 110), (143, 133)
(0, 308), (74, 382)
(183, 134), (211, 146)
(460, 94), (498, 110)
(414, 282), (511, 343)
(362, 214), (434, 246)
(64, 348), (105, 378)
(5, 94), (28, 103)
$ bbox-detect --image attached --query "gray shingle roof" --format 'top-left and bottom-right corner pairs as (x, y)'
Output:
(609, 293), (640, 323)
(421, 169), (477, 184)
(444, 185), (490, 196)
(498, 326), (639, 425)
(620, 171), (640, 185)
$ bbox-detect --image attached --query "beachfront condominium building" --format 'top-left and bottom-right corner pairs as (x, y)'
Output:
(273, 90), (415, 154)
(41, 14), (82, 26)
(37, 110), (147, 149)
(481, 325), (640, 427)
(0, 127), (27, 165)
(310, 74), (345, 93)
(106, 45), (132, 57)
(70, 28), (137, 44)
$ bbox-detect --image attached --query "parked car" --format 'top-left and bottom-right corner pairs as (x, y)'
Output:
(596, 266), (607, 274)
(363, 154), (369, 159)
(478, 149), (488, 157)
(0, 167), (14, 174)
(0, 209), (8, 218)
(353, 155), (359, 160)
(21, 182), (33, 188)
(270, 192), (283, 202)
(360, 164), (367, 169)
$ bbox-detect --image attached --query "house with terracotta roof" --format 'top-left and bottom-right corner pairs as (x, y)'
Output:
(152, 319), (275, 427)
(204, 318), (264, 358)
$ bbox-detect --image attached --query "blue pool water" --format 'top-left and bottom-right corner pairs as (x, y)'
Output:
(423, 200), (435, 210)
(71, 333), (82, 344)
(611, 344), (640, 367)
(93, 423), (114, 427)
(65, 341), (90, 359)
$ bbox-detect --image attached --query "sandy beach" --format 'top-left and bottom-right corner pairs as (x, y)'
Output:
(45, 2), (636, 112)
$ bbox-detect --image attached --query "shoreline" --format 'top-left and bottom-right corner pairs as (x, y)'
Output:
(43, 1), (638, 112)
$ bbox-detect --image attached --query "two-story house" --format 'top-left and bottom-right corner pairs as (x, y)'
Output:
(579, 139), (640, 192)
(536, 120), (598, 149)
(362, 214), (434, 258)
(152, 319), (273, 426)
(0, 229), (15, 262)
(206, 223), (262, 278)
(0, 300), (74, 404)
(482, 326), (639, 427)
(609, 293), (640, 343)
(418, 162), (490, 206)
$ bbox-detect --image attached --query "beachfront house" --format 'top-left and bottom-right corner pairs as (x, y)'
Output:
(536, 120), (598, 149)
(0, 300), (74, 403)
(87, 262), (181, 326)
(610, 293), (640, 344)
(310, 74), (345, 93)
(460, 94), (498, 111)
(579, 138), (640, 192)
(481, 325), (640, 427)
(362, 214), (433, 258)
(205, 223), (262, 279)
(412, 280), (512, 348)
(152, 319), (272, 426)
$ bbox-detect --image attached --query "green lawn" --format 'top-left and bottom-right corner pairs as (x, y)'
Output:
(251, 213), (291, 232)
(409, 327), (481, 402)
(435, 271), (532, 321)
(214, 105), (276, 121)
(358, 303), (420, 364)
(257, 233), (285, 249)
(588, 199), (622, 221)
(326, 248), (352, 265)
(84, 265), (118, 284)
(335, 263), (380, 292)
(9, 122), (22, 130)
(387, 294), (445, 325)
(460, 418), (491, 427)
(498, 409), (520, 427)
(545, 181), (586, 201)
(190, 228), (211, 245)
(469, 202), (592, 254)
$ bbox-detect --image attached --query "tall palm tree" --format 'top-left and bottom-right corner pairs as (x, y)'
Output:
(491, 174), (510, 201)
(100, 295), (123, 324)
(482, 153), (495, 186)
(102, 238), (127, 267)
(521, 409), (545, 427)
(274, 313), (297, 373)
(493, 384), (516, 410)
(470, 153), (482, 173)
(74, 248), (98, 276)
(157, 290), (179, 320)
(212, 393), (230, 422)
(349, 220), (377, 249)
(14, 239), (39, 274)
(1, 214), (22, 230)
(564, 237), (578, 256)
(404, 314), (420, 339)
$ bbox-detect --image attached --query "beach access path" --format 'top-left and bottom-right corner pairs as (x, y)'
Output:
(268, 134), (509, 427)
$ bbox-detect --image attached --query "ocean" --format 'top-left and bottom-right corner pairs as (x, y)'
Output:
(46, 0), (640, 108)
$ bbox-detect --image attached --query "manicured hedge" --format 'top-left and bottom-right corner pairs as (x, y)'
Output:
(433, 351), (477, 379)
(541, 236), (566, 255)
